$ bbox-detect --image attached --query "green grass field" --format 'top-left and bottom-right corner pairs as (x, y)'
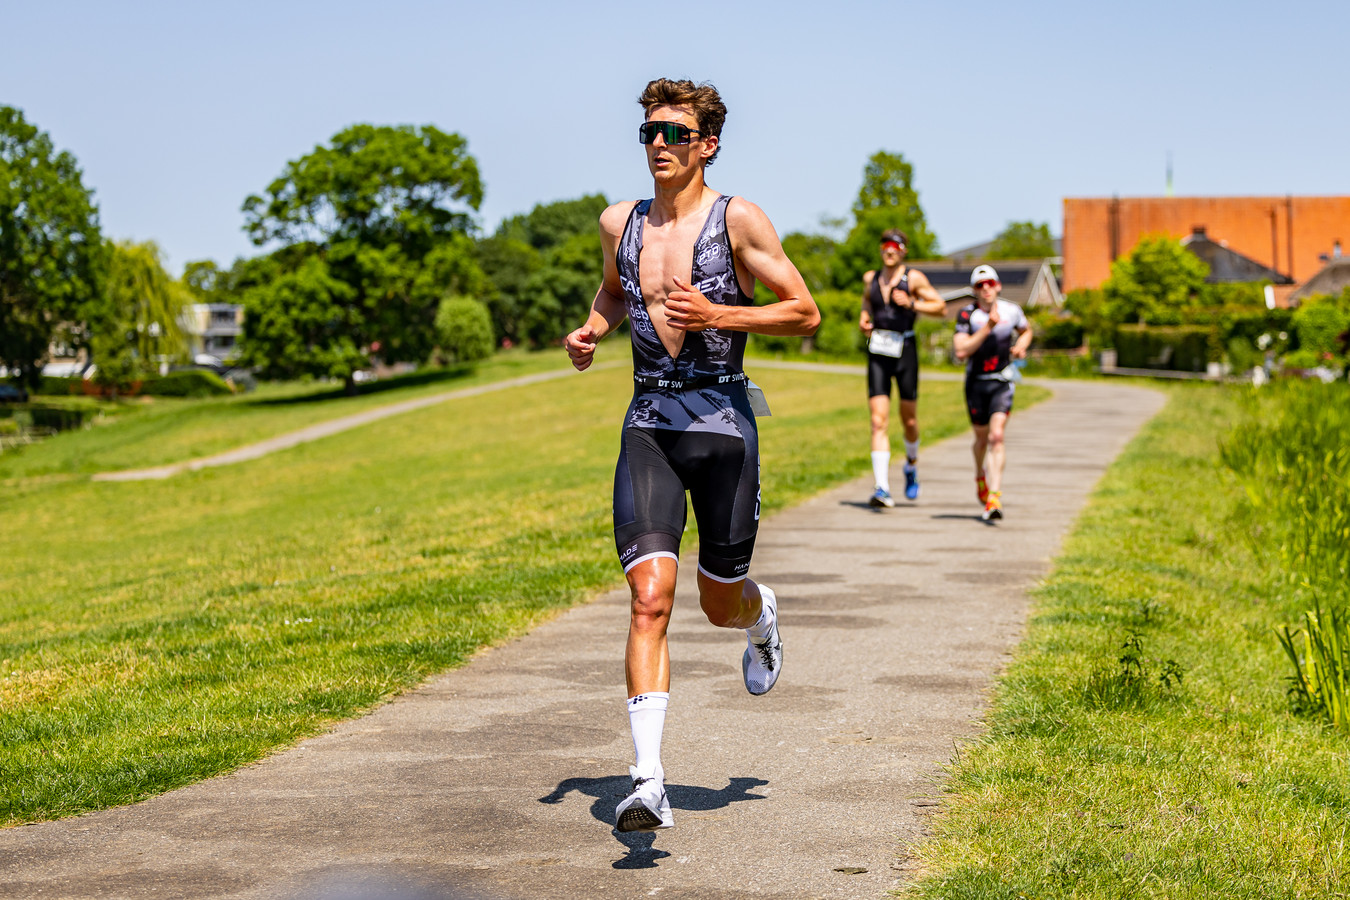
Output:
(0, 351), (572, 480)
(907, 383), (1350, 898)
(2, 359), (1040, 826)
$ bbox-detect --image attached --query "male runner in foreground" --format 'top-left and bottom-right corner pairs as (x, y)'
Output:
(564, 78), (819, 833)
(859, 229), (946, 506)
(952, 265), (1033, 521)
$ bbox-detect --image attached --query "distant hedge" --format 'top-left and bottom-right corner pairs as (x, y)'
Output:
(143, 370), (234, 397)
(1115, 324), (1211, 371)
(35, 370), (234, 398)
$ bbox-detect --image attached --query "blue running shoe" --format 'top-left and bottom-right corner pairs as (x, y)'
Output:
(903, 463), (920, 500)
(869, 487), (895, 508)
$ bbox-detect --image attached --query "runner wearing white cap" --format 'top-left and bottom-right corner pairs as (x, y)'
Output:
(952, 265), (1033, 521)
(859, 229), (946, 507)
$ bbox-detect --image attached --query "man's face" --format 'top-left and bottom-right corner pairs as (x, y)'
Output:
(879, 240), (907, 265)
(644, 105), (715, 182)
(974, 279), (1001, 307)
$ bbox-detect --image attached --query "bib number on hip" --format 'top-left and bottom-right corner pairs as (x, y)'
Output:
(868, 329), (905, 358)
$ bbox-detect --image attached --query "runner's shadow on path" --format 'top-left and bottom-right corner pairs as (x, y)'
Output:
(930, 513), (996, 525)
(837, 500), (893, 512)
(538, 775), (770, 868)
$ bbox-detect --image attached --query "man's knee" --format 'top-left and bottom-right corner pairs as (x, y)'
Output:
(869, 411), (888, 433)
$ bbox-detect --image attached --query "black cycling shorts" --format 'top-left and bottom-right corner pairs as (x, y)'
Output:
(613, 426), (760, 582)
(867, 348), (919, 402)
(965, 378), (1015, 426)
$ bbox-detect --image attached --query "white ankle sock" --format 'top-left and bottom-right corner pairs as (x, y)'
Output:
(746, 592), (775, 644)
(904, 438), (919, 464)
(871, 451), (891, 491)
(627, 692), (668, 778)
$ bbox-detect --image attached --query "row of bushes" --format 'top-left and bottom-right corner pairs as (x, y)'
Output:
(0, 402), (100, 432)
(37, 369), (235, 398)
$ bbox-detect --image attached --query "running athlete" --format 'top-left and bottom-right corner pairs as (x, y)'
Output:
(564, 78), (819, 834)
(952, 265), (1034, 521)
(859, 230), (946, 507)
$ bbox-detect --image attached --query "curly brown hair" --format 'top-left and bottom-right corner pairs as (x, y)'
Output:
(638, 78), (726, 167)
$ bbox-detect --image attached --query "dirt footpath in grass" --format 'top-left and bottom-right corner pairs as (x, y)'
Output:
(1, 378), (1165, 900)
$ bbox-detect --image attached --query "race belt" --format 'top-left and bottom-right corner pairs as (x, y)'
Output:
(633, 371), (747, 391)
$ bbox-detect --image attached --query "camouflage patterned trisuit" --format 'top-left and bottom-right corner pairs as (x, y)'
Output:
(611, 195), (761, 583)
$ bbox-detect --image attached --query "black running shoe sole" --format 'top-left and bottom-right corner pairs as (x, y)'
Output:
(616, 805), (665, 832)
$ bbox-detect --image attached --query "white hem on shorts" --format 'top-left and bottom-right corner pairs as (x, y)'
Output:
(623, 551), (679, 574)
(697, 564), (747, 584)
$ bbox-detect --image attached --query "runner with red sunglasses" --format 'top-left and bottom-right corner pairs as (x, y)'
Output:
(953, 265), (1033, 521)
(859, 229), (946, 507)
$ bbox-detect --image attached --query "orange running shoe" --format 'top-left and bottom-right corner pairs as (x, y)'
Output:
(981, 491), (1003, 521)
(976, 473), (989, 505)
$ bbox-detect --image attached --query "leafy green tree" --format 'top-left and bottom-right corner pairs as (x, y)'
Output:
(831, 151), (938, 289)
(519, 230), (603, 346)
(240, 124), (487, 392)
(0, 106), (106, 387)
(474, 236), (538, 345)
(1102, 235), (1209, 325)
(989, 221), (1056, 259)
(780, 232), (837, 295)
(100, 240), (190, 365)
(479, 194), (608, 347)
(434, 296), (494, 364)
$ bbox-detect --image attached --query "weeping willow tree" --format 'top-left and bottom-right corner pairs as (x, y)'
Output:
(91, 240), (191, 393)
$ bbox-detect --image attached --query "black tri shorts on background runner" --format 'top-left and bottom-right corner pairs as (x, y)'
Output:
(965, 377), (1015, 426)
(867, 347), (919, 402)
(613, 423), (760, 583)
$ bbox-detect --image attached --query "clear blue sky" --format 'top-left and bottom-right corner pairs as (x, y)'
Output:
(4, 0), (1346, 274)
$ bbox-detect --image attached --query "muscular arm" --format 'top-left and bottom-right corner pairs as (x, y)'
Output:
(564, 203), (633, 371)
(906, 270), (949, 317)
(665, 198), (820, 337)
(1011, 321), (1034, 359)
(860, 272), (876, 334)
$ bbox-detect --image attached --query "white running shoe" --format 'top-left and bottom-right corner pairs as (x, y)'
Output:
(742, 585), (783, 695)
(614, 766), (673, 832)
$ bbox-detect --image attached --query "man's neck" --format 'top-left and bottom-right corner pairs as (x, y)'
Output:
(881, 262), (905, 278)
(650, 170), (714, 221)
(978, 298), (997, 312)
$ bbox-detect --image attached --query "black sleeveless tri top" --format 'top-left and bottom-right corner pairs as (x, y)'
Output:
(615, 194), (756, 436)
(867, 267), (917, 334)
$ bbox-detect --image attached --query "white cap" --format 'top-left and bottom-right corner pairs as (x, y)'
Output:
(970, 264), (999, 285)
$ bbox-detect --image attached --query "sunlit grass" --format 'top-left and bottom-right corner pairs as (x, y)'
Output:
(0, 350), (572, 480)
(905, 384), (1350, 898)
(1, 362), (1045, 825)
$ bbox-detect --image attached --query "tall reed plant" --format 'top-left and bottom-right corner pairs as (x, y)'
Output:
(1276, 599), (1350, 729)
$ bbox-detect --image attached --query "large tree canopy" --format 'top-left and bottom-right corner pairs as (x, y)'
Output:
(238, 124), (487, 391)
(831, 151), (937, 288)
(1102, 235), (1210, 325)
(478, 194), (608, 347)
(989, 221), (1056, 259)
(0, 106), (105, 387)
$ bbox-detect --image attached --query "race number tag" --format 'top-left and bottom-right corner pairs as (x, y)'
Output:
(746, 380), (772, 417)
(868, 329), (905, 358)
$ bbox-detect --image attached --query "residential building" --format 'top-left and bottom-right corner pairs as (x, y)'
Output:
(181, 303), (244, 362)
(1063, 195), (1350, 292)
(923, 257), (1064, 317)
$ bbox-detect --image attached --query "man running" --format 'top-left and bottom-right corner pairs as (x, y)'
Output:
(564, 78), (819, 833)
(859, 230), (946, 507)
(952, 264), (1033, 521)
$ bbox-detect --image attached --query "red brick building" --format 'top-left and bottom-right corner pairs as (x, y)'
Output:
(1062, 195), (1350, 294)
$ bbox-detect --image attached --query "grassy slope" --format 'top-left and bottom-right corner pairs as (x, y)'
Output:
(0, 351), (572, 480)
(907, 384), (1350, 898)
(1, 362), (1044, 825)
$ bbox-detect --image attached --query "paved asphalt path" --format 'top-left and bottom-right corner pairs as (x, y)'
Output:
(2, 378), (1164, 900)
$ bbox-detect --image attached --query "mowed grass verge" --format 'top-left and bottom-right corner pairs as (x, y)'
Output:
(0, 350), (573, 481)
(2, 363), (1045, 826)
(906, 384), (1350, 898)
